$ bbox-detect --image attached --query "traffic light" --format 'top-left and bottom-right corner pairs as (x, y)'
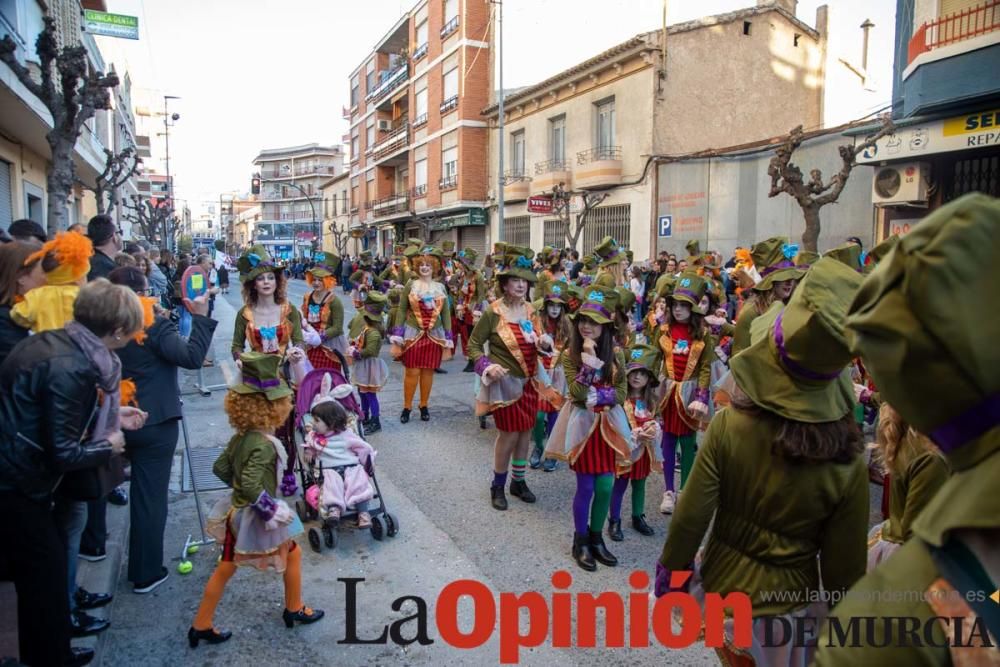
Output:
(251, 174), (261, 195)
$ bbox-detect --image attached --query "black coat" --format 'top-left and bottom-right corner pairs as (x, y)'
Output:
(116, 314), (217, 427)
(87, 249), (117, 282)
(0, 330), (113, 502)
(0, 304), (29, 366)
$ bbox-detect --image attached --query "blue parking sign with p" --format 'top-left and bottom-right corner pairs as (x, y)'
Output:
(658, 215), (672, 237)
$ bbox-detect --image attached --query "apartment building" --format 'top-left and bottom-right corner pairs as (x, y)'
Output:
(348, 0), (492, 258)
(0, 0), (130, 232)
(319, 171), (357, 256)
(485, 0), (830, 260)
(232, 203), (261, 252)
(252, 143), (345, 261)
(853, 0), (1000, 241)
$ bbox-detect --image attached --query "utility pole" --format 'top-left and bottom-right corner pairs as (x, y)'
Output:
(163, 95), (180, 251)
(490, 0), (504, 243)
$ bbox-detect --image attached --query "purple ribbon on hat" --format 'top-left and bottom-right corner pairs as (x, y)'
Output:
(364, 304), (384, 315)
(672, 288), (699, 302)
(929, 392), (1000, 453)
(772, 311), (843, 382)
(243, 375), (281, 390)
(760, 259), (796, 278)
(580, 304), (612, 319)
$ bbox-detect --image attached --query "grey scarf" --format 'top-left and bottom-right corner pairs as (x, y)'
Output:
(65, 320), (121, 442)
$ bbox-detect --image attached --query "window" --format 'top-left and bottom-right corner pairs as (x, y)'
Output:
(549, 115), (566, 164)
(414, 159), (428, 196)
(793, 33), (801, 47)
(351, 176), (360, 211)
(350, 74), (360, 107)
(441, 0), (459, 37)
(366, 169), (376, 202)
(441, 146), (458, 188)
(415, 20), (428, 56)
(414, 86), (428, 125)
(341, 189), (348, 214)
(581, 204), (630, 252)
(743, 21), (752, 36)
(596, 98), (616, 150)
(442, 66), (459, 107)
(366, 118), (376, 152)
(351, 131), (360, 161)
(510, 130), (525, 176)
(503, 216), (530, 245)
(365, 59), (376, 94)
(543, 219), (566, 248)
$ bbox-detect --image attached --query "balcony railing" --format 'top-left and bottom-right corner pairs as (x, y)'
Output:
(439, 174), (458, 191)
(412, 43), (428, 61)
(908, 0), (1000, 64)
(411, 184), (428, 198)
(342, 106), (352, 120)
(293, 165), (338, 176)
(502, 170), (530, 184)
(372, 123), (410, 161)
(412, 112), (429, 128)
(439, 95), (459, 113)
(370, 192), (411, 216)
(535, 159), (569, 175)
(364, 64), (409, 105)
(577, 146), (622, 164)
(440, 16), (460, 39)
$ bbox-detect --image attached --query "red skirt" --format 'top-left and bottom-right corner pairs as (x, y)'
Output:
(570, 423), (618, 474)
(662, 386), (695, 436)
(622, 447), (651, 480)
(492, 381), (539, 433)
(307, 346), (342, 371)
(401, 335), (443, 369)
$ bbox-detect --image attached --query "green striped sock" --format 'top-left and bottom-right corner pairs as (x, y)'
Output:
(511, 459), (528, 482)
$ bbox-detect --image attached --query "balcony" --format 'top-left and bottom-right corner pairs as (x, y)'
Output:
(439, 174), (458, 191)
(574, 147), (623, 190)
(412, 43), (428, 62)
(440, 16), (460, 39)
(901, 1), (1000, 117)
(411, 184), (428, 199)
(533, 159), (572, 196)
(413, 112), (429, 128)
(439, 96), (459, 114)
(371, 121), (409, 161)
(503, 172), (531, 202)
(370, 192), (411, 217)
(364, 64), (409, 107)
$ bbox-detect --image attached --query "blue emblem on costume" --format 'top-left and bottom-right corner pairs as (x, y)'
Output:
(782, 243), (799, 260)
(631, 348), (643, 360)
(587, 290), (605, 303)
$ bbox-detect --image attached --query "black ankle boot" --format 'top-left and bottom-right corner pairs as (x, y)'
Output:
(399, 409), (411, 424)
(419, 406), (430, 421)
(365, 417), (381, 434)
(509, 479), (536, 503)
(589, 530), (618, 566)
(490, 484), (508, 511)
(572, 532), (597, 571)
(632, 514), (655, 536)
(607, 518), (624, 542)
(462, 360), (474, 373)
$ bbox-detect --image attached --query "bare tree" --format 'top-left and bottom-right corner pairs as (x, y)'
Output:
(768, 116), (895, 251)
(327, 220), (351, 258)
(81, 146), (141, 215)
(123, 195), (174, 246)
(551, 183), (610, 251)
(0, 18), (119, 236)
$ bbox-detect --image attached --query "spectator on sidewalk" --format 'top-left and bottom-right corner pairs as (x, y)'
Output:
(147, 247), (169, 298)
(86, 215), (121, 281)
(0, 241), (45, 365)
(8, 218), (47, 244)
(0, 279), (147, 667)
(109, 267), (217, 593)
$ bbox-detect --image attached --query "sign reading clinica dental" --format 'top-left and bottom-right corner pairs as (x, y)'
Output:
(84, 10), (140, 40)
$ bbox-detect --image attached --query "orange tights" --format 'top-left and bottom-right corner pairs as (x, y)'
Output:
(402, 367), (434, 410)
(192, 541), (303, 630)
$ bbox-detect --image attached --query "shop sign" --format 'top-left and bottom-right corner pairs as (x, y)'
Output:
(428, 208), (488, 231)
(858, 108), (1000, 164)
(527, 196), (554, 214)
(84, 10), (139, 40)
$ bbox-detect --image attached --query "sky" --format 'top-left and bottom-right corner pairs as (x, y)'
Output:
(95, 0), (897, 217)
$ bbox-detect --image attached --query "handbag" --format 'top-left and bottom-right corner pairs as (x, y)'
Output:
(57, 403), (127, 501)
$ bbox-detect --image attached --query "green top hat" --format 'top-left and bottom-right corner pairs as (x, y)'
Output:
(751, 237), (807, 292)
(823, 243), (863, 272)
(537, 245), (559, 267)
(862, 235), (899, 275)
(625, 342), (661, 386)
(403, 238), (425, 259)
(491, 241), (509, 265)
(496, 245), (536, 283)
(417, 244), (445, 262)
(542, 280), (569, 304)
(361, 290), (388, 322)
(847, 194), (1000, 465)
(795, 250), (820, 269)
(670, 272), (707, 307)
(685, 240), (701, 257)
(654, 273), (677, 300)
(237, 244), (283, 283)
(441, 240), (456, 255)
(307, 251), (341, 279)
(231, 352), (293, 401)
(571, 285), (618, 324)
(614, 286), (636, 314)
(730, 256), (863, 422)
(358, 249), (374, 267)
(565, 283), (584, 312)
(456, 247), (479, 269)
(593, 236), (626, 268)
(581, 254), (598, 271)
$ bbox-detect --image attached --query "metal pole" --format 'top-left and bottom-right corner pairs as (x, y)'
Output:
(163, 97), (173, 252)
(495, 0), (504, 243)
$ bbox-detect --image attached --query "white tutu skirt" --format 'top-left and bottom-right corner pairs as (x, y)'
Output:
(549, 364), (567, 396)
(475, 373), (529, 415)
(353, 357), (389, 392)
(206, 493), (303, 572)
(544, 403), (635, 464)
(326, 334), (349, 356)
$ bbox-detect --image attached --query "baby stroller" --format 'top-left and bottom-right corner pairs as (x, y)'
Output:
(292, 369), (399, 552)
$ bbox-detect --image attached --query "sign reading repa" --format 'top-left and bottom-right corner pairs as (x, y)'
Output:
(84, 10), (139, 40)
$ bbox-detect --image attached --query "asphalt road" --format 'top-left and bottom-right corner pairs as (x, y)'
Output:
(96, 284), (883, 666)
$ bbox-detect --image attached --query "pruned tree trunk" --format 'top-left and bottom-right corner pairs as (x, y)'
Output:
(801, 205), (821, 253)
(46, 139), (75, 232)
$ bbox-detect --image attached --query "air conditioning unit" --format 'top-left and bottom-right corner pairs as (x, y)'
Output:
(377, 119), (393, 132)
(872, 162), (930, 206)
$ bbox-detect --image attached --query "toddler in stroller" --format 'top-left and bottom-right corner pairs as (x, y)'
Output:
(304, 399), (376, 528)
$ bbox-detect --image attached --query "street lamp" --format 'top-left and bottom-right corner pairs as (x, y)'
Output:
(139, 95), (180, 250)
